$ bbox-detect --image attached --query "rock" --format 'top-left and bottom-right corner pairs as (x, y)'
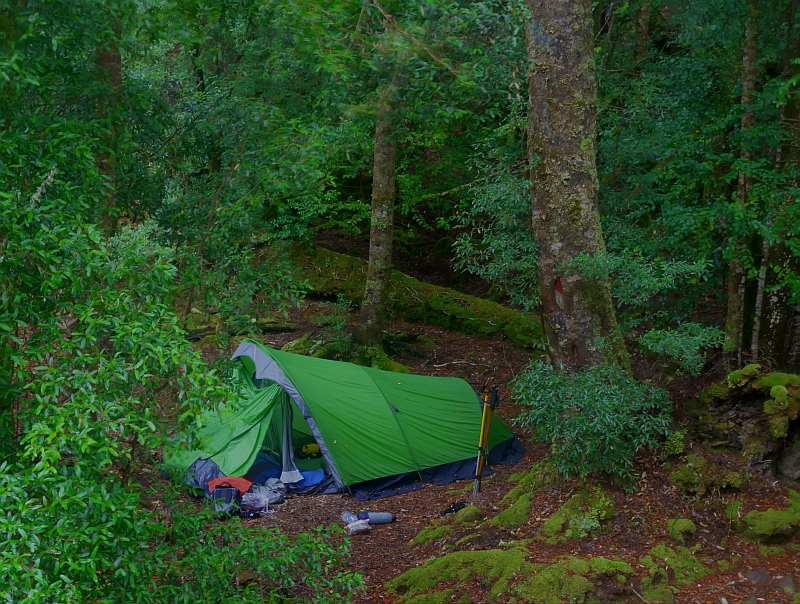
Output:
(740, 491), (800, 542)
(454, 505), (483, 523)
(777, 427), (800, 480)
(489, 493), (531, 527)
(666, 518), (697, 544)
(281, 337), (313, 355)
(745, 595), (757, 604)
(777, 575), (797, 595)
(746, 569), (770, 583)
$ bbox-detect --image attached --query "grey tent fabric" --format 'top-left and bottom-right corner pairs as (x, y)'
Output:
(185, 458), (226, 497)
(231, 341), (344, 488)
(280, 403), (302, 484)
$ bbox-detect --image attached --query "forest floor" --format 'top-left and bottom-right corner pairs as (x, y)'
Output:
(203, 297), (800, 604)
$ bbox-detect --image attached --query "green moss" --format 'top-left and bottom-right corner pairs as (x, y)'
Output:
(454, 506), (483, 524)
(640, 583), (677, 603)
(281, 337), (313, 355)
(539, 488), (614, 544)
(405, 590), (454, 604)
(356, 345), (410, 373)
(386, 548), (527, 599)
(666, 519), (696, 544)
(753, 372), (800, 391)
(502, 459), (558, 506)
(454, 534), (480, 547)
(740, 491), (800, 543)
(727, 364), (762, 388)
(491, 494), (531, 527)
(669, 454), (742, 497)
(699, 382), (730, 404)
(409, 522), (455, 546)
(771, 385), (789, 403)
(514, 556), (635, 604)
(768, 413), (790, 439)
(757, 544), (785, 557)
(640, 544), (710, 584)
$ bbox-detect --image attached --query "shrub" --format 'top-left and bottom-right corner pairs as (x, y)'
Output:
(0, 189), (360, 602)
(513, 362), (673, 481)
(638, 323), (724, 376)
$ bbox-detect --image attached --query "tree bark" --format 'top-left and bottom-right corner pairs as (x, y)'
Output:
(750, 235), (770, 363)
(635, 0), (651, 69)
(724, 0), (758, 367)
(355, 93), (397, 346)
(524, 0), (628, 370)
(762, 0), (800, 368)
(96, 13), (122, 233)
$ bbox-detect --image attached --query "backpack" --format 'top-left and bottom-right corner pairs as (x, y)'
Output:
(211, 481), (242, 516)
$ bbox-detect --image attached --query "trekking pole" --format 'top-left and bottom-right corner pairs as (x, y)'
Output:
(472, 380), (498, 498)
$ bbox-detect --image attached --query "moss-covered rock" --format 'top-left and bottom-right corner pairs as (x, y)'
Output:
(539, 487), (614, 544)
(454, 506), (483, 524)
(404, 590), (455, 604)
(502, 459), (559, 506)
(693, 368), (800, 467)
(639, 544), (710, 585)
(666, 519), (696, 545)
(281, 337), (314, 355)
(409, 522), (455, 546)
(669, 454), (742, 497)
(490, 494), (531, 527)
(727, 364), (762, 388)
(291, 246), (546, 350)
(386, 548), (527, 600)
(739, 490), (800, 543)
(356, 345), (410, 373)
(514, 556), (635, 604)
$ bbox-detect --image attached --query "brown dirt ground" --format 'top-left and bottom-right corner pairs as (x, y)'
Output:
(184, 299), (799, 603)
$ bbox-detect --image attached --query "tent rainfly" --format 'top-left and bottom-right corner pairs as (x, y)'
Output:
(164, 339), (523, 495)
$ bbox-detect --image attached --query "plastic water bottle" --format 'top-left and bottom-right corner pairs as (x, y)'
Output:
(341, 511), (358, 524)
(356, 512), (396, 524)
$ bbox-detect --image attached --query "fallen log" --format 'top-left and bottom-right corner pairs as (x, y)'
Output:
(291, 246), (546, 352)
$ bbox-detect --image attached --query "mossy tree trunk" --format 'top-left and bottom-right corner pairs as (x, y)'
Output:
(725, 0), (758, 366)
(355, 92), (397, 346)
(524, 0), (628, 370)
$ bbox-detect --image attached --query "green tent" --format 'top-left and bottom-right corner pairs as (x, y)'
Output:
(164, 339), (522, 492)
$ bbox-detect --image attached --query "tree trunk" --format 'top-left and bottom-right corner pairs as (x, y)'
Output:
(762, 0), (800, 368)
(750, 236), (770, 363)
(724, 0), (758, 366)
(355, 94), (396, 346)
(524, 0), (628, 370)
(96, 14), (122, 233)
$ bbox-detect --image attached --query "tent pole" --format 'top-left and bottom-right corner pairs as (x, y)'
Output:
(472, 379), (494, 498)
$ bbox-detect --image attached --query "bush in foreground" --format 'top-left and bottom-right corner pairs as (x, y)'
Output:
(513, 362), (673, 482)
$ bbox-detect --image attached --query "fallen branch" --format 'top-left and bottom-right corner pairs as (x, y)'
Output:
(433, 360), (493, 368)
